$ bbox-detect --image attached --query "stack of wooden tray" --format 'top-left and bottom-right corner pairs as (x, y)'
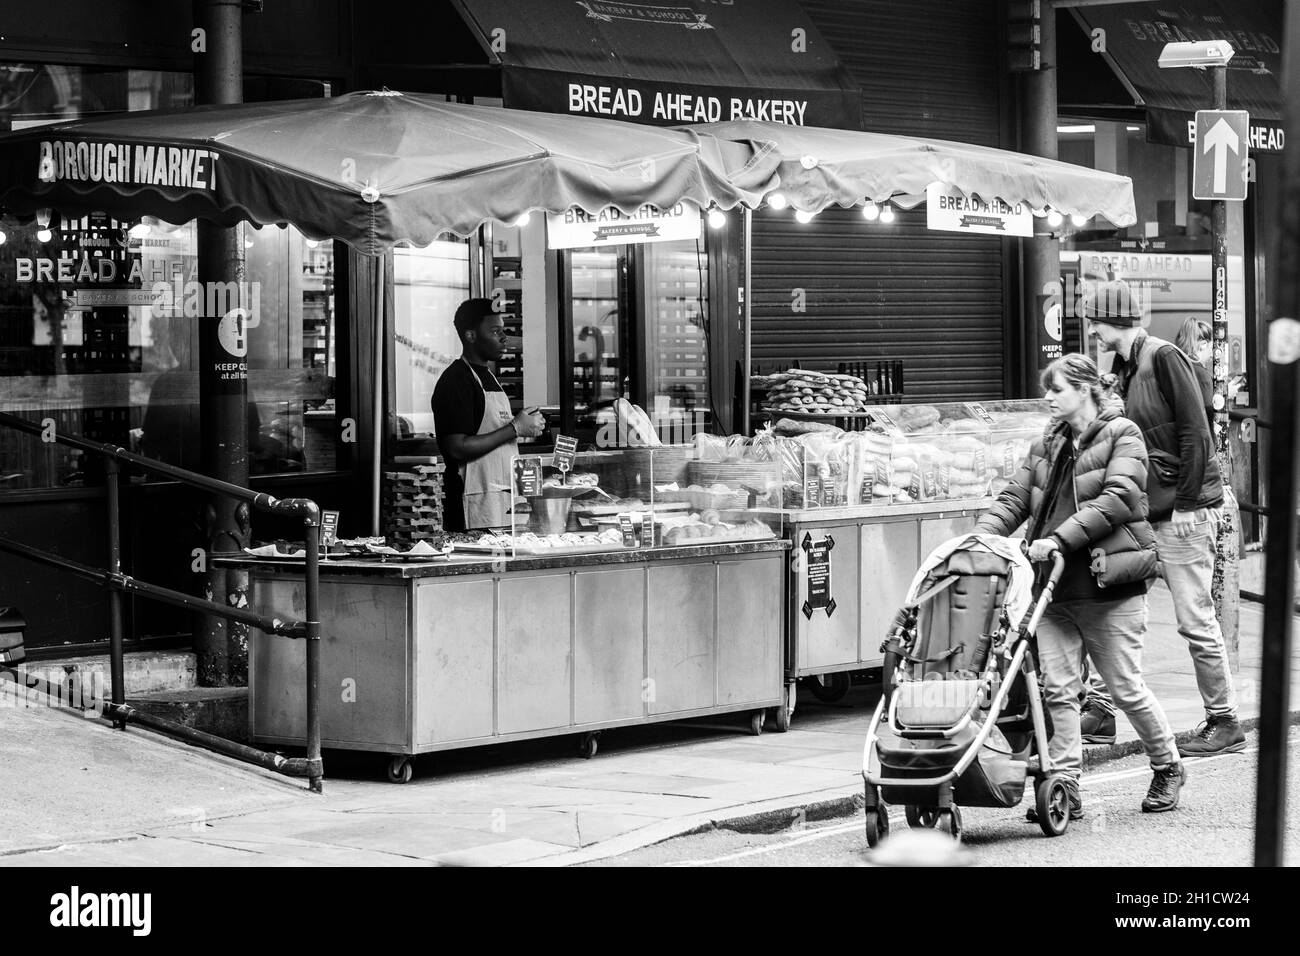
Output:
(383, 462), (446, 543)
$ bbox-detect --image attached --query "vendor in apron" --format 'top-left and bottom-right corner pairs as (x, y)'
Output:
(431, 298), (546, 531)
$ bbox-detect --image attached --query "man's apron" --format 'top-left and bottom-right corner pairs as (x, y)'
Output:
(461, 359), (517, 529)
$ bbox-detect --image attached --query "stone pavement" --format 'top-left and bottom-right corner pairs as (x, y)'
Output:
(2, 583), (1297, 867)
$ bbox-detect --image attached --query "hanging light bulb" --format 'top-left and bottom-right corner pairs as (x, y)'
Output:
(513, 212), (532, 228)
(794, 209), (815, 224)
(1070, 213), (1089, 228)
(244, 238), (255, 249)
(879, 205), (896, 224)
(1046, 209), (1064, 228)
(129, 221), (151, 239)
(861, 202), (880, 221)
(767, 192), (788, 211)
(37, 227), (53, 243)
(0, 230), (7, 246)
(707, 207), (727, 230)
(304, 237), (321, 249)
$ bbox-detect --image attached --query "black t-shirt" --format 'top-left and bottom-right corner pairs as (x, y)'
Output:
(431, 360), (504, 532)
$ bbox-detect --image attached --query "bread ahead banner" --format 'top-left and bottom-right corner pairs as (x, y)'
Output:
(925, 183), (1033, 238)
(546, 202), (700, 249)
(451, 0), (864, 130)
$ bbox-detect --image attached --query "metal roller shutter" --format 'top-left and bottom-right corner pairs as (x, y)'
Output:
(750, 0), (1008, 402)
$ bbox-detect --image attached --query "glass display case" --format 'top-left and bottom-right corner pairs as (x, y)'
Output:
(768, 399), (1052, 510)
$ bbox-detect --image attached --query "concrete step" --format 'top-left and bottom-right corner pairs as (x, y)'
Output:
(126, 687), (250, 744)
(30, 649), (197, 696)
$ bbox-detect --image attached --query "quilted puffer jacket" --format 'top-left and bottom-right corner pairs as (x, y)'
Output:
(976, 406), (1157, 585)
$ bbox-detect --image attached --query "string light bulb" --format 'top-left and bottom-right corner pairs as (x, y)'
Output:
(1046, 209), (1064, 228)
(707, 207), (727, 229)
(0, 230), (7, 246)
(37, 228), (53, 242)
(513, 212), (532, 228)
(767, 192), (788, 210)
(1070, 213), (1089, 228)
(794, 209), (815, 224)
(304, 237), (320, 249)
(879, 205), (896, 224)
(129, 221), (150, 239)
(862, 202), (880, 221)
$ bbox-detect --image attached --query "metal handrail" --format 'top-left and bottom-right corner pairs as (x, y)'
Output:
(0, 409), (324, 793)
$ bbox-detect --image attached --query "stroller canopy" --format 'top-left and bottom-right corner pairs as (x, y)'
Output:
(906, 534), (1035, 628)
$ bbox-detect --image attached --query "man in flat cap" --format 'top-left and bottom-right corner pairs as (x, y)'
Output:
(1084, 278), (1243, 758)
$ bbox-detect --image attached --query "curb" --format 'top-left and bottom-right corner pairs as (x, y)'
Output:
(545, 709), (1300, 867)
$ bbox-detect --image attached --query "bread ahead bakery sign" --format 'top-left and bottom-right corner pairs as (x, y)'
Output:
(474, 0), (863, 129)
(546, 202), (700, 248)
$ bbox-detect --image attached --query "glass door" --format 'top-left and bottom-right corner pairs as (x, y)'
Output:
(561, 246), (634, 446)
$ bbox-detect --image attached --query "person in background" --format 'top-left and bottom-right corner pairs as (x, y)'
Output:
(1174, 317), (1214, 429)
(431, 298), (545, 532)
(977, 353), (1183, 815)
(1085, 280), (1245, 758)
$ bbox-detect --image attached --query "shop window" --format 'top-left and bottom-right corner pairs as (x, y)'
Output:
(393, 238), (472, 441)
(0, 213), (339, 488)
(559, 237), (712, 447)
(1057, 119), (1247, 383)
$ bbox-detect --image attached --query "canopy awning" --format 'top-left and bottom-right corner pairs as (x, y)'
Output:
(693, 120), (1138, 227)
(0, 91), (780, 255)
(448, 0), (862, 129)
(1063, 0), (1284, 152)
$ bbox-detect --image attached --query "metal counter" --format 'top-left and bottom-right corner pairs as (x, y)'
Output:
(225, 540), (789, 781)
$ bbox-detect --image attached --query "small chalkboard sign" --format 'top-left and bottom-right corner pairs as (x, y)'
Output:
(514, 458), (543, 496)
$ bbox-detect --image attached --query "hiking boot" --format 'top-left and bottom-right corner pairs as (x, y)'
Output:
(1141, 762), (1187, 813)
(1080, 704), (1117, 745)
(1025, 782), (1083, 823)
(1178, 716), (1247, 757)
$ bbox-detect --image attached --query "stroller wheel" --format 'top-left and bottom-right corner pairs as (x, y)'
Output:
(863, 807), (890, 848)
(934, 807), (963, 841)
(904, 805), (940, 829)
(1035, 775), (1072, 837)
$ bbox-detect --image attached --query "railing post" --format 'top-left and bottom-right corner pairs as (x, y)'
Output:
(104, 457), (126, 728)
(303, 516), (324, 794)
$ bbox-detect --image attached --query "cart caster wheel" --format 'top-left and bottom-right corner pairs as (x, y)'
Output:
(808, 672), (850, 704)
(578, 732), (600, 759)
(904, 805), (940, 829)
(864, 807), (891, 848)
(1035, 774), (1072, 837)
(934, 806), (963, 841)
(749, 710), (765, 736)
(386, 757), (413, 784)
(773, 699), (791, 733)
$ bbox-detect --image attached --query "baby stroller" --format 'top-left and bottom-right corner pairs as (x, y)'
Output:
(861, 533), (1068, 846)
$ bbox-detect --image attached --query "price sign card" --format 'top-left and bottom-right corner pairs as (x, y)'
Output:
(552, 435), (578, 474)
(320, 510), (340, 547)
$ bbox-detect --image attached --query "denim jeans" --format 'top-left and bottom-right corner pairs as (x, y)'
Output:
(1154, 508), (1238, 719)
(1037, 596), (1178, 781)
(1083, 508), (1237, 722)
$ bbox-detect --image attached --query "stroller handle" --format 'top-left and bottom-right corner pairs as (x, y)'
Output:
(1019, 547), (1067, 637)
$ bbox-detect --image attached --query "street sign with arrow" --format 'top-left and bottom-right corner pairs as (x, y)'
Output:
(1193, 110), (1250, 201)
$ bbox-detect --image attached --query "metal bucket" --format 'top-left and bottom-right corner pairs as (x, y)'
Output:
(528, 496), (572, 535)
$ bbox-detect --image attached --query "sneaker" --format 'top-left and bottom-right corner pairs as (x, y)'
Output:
(1141, 762), (1187, 813)
(1025, 782), (1084, 823)
(1080, 705), (1117, 745)
(1178, 716), (1247, 757)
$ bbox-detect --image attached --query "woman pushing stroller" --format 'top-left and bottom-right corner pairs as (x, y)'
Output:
(976, 353), (1186, 817)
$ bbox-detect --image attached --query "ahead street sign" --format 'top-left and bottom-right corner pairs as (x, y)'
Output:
(1193, 110), (1250, 201)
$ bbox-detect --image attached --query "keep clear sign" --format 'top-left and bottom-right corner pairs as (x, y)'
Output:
(547, 203), (701, 249)
(926, 183), (1033, 238)
(801, 533), (836, 620)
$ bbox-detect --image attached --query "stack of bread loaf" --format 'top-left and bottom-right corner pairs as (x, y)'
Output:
(756, 369), (872, 415)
